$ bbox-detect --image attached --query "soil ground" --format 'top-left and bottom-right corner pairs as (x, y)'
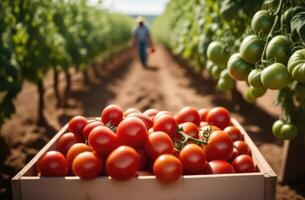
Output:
(1, 46), (305, 200)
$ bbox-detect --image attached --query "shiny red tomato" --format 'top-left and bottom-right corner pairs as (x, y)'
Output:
(153, 111), (174, 121)
(144, 131), (174, 160)
(128, 113), (153, 129)
(72, 151), (103, 180)
(66, 143), (92, 168)
(56, 132), (82, 155)
(101, 104), (123, 126)
(234, 140), (251, 155)
(232, 155), (256, 173)
(206, 107), (231, 130)
(175, 107), (201, 127)
(179, 122), (199, 139)
(153, 115), (177, 138)
(106, 146), (140, 180)
(68, 116), (88, 136)
(223, 126), (242, 142)
(38, 151), (68, 176)
(88, 126), (120, 157)
(209, 160), (235, 174)
(116, 117), (148, 148)
(124, 108), (140, 116)
(143, 108), (159, 119)
(153, 154), (182, 183)
(229, 147), (240, 162)
(82, 121), (104, 140)
(179, 144), (207, 174)
(206, 131), (233, 161)
(198, 108), (209, 122)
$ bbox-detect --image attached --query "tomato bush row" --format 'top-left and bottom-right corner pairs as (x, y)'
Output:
(37, 105), (257, 183)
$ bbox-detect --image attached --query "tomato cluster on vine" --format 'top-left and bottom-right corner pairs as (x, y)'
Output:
(37, 104), (257, 183)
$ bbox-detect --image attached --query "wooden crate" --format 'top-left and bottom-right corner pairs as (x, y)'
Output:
(12, 118), (276, 200)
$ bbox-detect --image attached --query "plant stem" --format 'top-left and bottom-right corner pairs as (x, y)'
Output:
(177, 131), (208, 145)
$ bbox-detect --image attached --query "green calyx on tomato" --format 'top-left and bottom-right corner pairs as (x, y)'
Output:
(248, 69), (264, 88)
(266, 35), (291, 65)
(251, 10), (273, 37)
(227, 53), (253, 81)
(287, 49), (305, 82)
(261, 63), (291, 90)
(272, 120), (297, 140)
(207, 41), (229, 68)
(240, 35), (264, 65)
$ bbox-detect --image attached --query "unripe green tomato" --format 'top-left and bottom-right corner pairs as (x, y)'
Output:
(244, 89), (256, 104)
(207, 41), (229, 68)
(266, 35), (291, 65)
(261, 63), (291, 90)
(249, 86), (267, 97)
(211, 66), (222, 79)
(240, 35), (264, 65)
(227, 53), (253, 81)
(207, 61), (215, 76)
(280, 123), (297, 140)
(272, 120), (284, 139)
(248, 69), (264, 88)
(251, 10), (273, 36)
(217, 77), (235, 92)
(220, 69), (232, 82)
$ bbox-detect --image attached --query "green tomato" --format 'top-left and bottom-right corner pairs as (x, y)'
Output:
(248, 69), (264, 88)
(261, 63), (291, 90)
(220, 69), (232, 81)
(266, 35), (291, 65)
(240, 35), (264, 65)
(287, 49), (305, 82)
(272, 120), (284, 139)
(217, 77), (235, 92)
(280, 124), (297, 140)
(207, 41), (229, 68)
(211, 65), (222, 79)
(249, 86), (266, 97)
(251, 10), (273, 36)
(207, 61), (215, 76)
(283, 6), (305, 25)
(244, 89), (256, 104)
(227, 53), (253, 81)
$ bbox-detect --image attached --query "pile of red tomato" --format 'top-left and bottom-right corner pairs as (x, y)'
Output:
(37, 105), (256, 182)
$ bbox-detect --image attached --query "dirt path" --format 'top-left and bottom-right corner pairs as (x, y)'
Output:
(1, 46), (304, 200)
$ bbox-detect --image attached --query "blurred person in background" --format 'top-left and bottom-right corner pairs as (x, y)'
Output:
(132, 16), (155, 68)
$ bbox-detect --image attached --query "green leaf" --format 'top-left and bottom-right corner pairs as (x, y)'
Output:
(291, 12), (305, 43)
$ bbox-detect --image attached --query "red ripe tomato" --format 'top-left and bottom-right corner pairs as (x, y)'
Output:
(206, 131), (233, 161)
(124, 108), (140, 117)
(128, 113), (153, 129)
(144, 131), (174, 160)
(66, 143), (92, 168)
(56, 132), (82, 155)
(143, 108), (159, 119)
(116, 117), (148, 148)
(223, 126), (242, 142)
(101, 104), (123, 126)
(175, 107), (201, 127)
(232, 155), (256, 173)
(82, 121), (103, 140)
(209, 160), (235, 174)
(38, 151), (68, 176)
(206, 107), (231, 130)
(106, 146), (140, 180)
(179, 144), (207, 174)
(72, 151), (103, 180)
(68, 116), (88, 136)
(153, 115), (177, 138)
(234, 141), (251, 155)
(136, 148), (149, 170)
(229, 147), (240, 162)
(153, 154), (182, 183)
(153, 111), (174, 121)
(88, 126), (120, 157)
(180, 122), (199, 139)
(198, 108), (209, 122)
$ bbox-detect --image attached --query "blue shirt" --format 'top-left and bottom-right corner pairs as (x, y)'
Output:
(133, 24), (149, 43)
